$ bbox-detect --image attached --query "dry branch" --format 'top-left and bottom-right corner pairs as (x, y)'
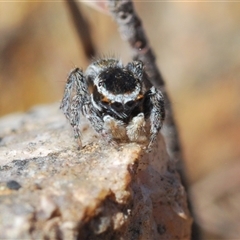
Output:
(65, 0), (96, 59)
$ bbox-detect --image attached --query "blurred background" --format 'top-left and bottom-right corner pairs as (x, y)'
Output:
(1, 1), (240, 239)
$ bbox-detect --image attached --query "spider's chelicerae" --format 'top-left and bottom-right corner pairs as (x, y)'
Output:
(60, 58), (165, 149)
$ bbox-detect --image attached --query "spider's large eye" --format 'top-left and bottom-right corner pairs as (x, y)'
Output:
(111, 102), (123, 111)
(125, 100), (136, 109)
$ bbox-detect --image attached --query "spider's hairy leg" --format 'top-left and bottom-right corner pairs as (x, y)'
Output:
(82, 102), (105, 136)
(70, 95), (83, 147)
(147, 86), (165, 149)
(82, 101), (108, 143)
(60, 68), (88, 148)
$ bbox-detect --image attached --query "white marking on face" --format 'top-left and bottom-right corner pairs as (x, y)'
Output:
(94, 76), (141, 104)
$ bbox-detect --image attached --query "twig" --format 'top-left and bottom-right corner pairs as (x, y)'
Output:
(107, 1), (201, 239)
(65, 0), (96, 59)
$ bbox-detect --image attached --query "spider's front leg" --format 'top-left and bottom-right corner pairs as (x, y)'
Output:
(103, 115), (126, 142)
(60, 68), (89, 148)
(82, 109), (121, 147)
(126, 113), (147, 143)
(146, 86), (165, 149)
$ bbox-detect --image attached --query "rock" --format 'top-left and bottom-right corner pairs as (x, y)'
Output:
(0, 103), (192, 239)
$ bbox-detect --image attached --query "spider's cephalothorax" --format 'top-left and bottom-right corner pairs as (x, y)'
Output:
(60, 58), (165, 149)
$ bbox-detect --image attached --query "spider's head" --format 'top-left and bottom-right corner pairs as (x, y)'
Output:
(89, 60), (145, 121)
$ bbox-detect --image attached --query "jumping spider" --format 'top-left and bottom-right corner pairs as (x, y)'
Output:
(60, 58), (165, 149)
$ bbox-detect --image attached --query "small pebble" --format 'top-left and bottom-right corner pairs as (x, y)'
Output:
(6, 180), (22, 190)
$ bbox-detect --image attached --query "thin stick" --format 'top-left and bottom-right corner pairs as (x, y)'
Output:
(65, 0), (96, 59)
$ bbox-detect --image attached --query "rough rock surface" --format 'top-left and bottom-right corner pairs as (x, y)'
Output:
(0, 103), (192, 239)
